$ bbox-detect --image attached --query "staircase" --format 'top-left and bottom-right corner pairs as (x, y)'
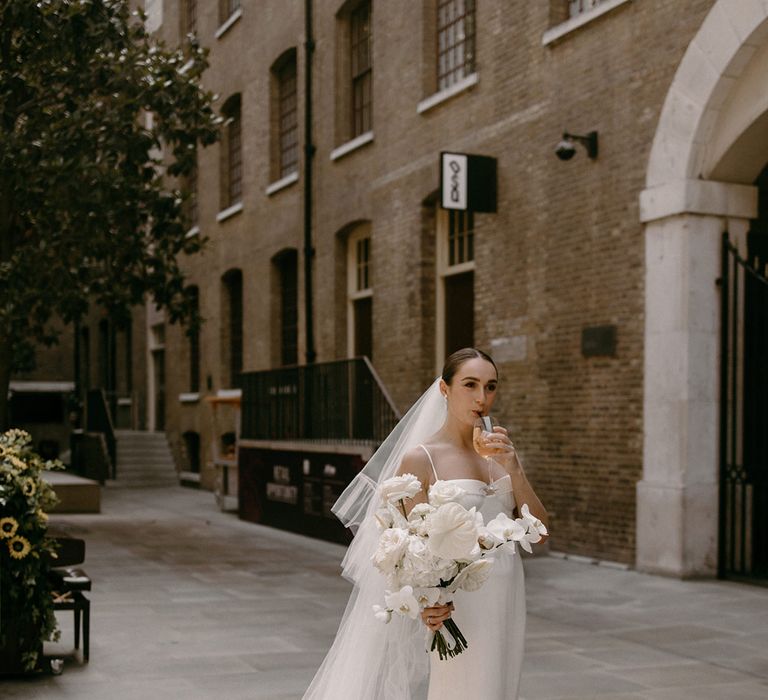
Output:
(110, 430), (179, 488)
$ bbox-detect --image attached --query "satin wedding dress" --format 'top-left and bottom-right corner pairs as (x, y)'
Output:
(420, 445), (526, 700)
(302, 379), (525, 700)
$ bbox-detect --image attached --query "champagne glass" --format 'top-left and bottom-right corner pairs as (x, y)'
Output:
(472, 415), (499, 460)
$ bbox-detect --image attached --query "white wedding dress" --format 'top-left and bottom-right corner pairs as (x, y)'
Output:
(420, 445), (526, 700)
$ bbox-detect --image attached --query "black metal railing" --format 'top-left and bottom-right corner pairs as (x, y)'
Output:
(86, 388), (116, 478)
(240, 358), (400, 444)
(719, 231), (768, 582)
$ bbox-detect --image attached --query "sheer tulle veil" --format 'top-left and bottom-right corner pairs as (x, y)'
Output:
(302, 378), (446, 700)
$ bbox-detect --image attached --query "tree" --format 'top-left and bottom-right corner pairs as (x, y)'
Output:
(0, 0), (220, 428)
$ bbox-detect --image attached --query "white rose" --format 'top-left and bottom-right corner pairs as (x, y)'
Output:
(372, 604), (392, 623)
(408, 503), (435, 536)
(371, 527), (409, 574)
(399, 537), (444, 587)
(428, 480), (466, 506)
(449, 559), (495, 593)
(385, 585), (420, 619)
(379, 474), (422, 504)
(426, 502), (481, 561)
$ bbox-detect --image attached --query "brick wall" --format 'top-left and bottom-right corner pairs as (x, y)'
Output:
(152, 0), (719, 562)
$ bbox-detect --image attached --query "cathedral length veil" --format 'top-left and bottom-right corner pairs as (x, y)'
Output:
(302, 379), (446, 700)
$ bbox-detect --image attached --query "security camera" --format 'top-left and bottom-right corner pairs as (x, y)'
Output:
(555, 138), (576, 161)
(555, 131), (599, 161)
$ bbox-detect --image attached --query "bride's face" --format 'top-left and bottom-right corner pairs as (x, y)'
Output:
(441, 358), (499, 427)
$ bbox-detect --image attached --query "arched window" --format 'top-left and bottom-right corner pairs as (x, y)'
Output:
(188, 286), (200, 393)
(220, 94), (242, 211)
(271, 49), (298, 182)
(347, 224), (373, 359)
(221, 269), (243, 388)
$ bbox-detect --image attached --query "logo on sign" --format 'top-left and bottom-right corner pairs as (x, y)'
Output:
(441, 153), (468, 210)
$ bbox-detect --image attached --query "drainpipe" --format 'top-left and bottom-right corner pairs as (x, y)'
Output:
(303, 0), (316, 365)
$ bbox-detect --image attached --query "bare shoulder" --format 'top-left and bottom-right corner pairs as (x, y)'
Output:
(397, 446), (432, 484)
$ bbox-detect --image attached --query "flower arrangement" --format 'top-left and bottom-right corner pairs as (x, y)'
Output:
(372, 473), (547, 660)
(0, 429), (62, 672)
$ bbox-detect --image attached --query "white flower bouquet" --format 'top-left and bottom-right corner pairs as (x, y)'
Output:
(371, 473), (548, 660)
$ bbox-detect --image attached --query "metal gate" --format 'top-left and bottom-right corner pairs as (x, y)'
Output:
(719, 231), (768, 582)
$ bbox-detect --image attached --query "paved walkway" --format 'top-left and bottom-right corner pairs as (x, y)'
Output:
(2, 484), (767, 700)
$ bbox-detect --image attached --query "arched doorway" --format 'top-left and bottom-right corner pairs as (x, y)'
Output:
(639, 0), (768, 579)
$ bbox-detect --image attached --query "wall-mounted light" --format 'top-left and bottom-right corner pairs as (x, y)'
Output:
(555, 131), (598, 161)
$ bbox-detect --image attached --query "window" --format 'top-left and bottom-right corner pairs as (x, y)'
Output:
(569, 0), (607, 16)
(221, 270), (243, 388)
(273, 52), (298, 180)
(183, 156), (198, 230)
(219, 0), (240, 25)
(181, 0), (197, 37)
(436, 208), (475, 366)
(347, 226), (373, 359)
(350, 1), (373, 138)
(437, 0), (476, 92)
(182, 431), (201, 473)
(275, 251), (299, 366)
(220, 95), (242, 210)
(188, 287), (200, 393)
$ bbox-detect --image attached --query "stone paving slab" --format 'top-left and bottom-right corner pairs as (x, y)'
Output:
(1, 485), (766, 699)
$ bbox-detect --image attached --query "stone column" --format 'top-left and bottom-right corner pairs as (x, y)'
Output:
(637, 179), (756, 577)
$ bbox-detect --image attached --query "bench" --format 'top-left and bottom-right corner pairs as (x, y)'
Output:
(49, 567), (91, 662)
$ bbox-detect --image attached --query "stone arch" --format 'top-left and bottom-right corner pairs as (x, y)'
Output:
(646, 0), (768, 189)
(638, 0), (768, 578)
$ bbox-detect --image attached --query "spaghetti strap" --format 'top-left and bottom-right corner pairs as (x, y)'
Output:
(418, 444), (439, 482)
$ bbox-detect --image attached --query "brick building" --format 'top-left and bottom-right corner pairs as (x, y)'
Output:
(15, 0), (768, 580)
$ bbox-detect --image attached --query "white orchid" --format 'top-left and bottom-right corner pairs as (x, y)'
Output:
(520, 503), (548, 536)
(477, 526), (503, 550)
(413, 586), (441, 608)
(449, 559), (495, 593)
(486, 512), (526, 544)
(379, 473), (422, 504)
(372, 604), (392, 623)
(385, 585), (420, 620)
(426, 502), (481, 561)
(428, 480), (466, 506)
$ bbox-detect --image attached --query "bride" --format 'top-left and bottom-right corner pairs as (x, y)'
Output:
(303, 348), (549, 700)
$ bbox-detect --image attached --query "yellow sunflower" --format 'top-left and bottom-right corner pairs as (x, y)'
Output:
(21, 477), (36, 497)
(8, 535), (31, 559)
(8, 455), (28, 472)
(0, 516), (19, 539)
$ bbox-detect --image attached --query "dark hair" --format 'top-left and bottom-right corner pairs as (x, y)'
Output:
(441, 347), (498, 385)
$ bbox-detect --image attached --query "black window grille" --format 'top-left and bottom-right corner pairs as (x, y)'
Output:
(278, 58), (298, 178)
(189, 287), (200, 393)
(351, 1), (373, 137)
(448, 209), (474, 267)
(223, 270), (243, 388)
(437, 0), (476, 92)
(226, 103), (242, 206)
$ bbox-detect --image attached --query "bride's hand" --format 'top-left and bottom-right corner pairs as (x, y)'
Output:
(421, 602), (454, 632)
(485, 427), (522, 468)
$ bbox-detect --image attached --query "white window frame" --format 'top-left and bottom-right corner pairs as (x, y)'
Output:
(435, 207), (475, 371)
(347, 226), (373, 358)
